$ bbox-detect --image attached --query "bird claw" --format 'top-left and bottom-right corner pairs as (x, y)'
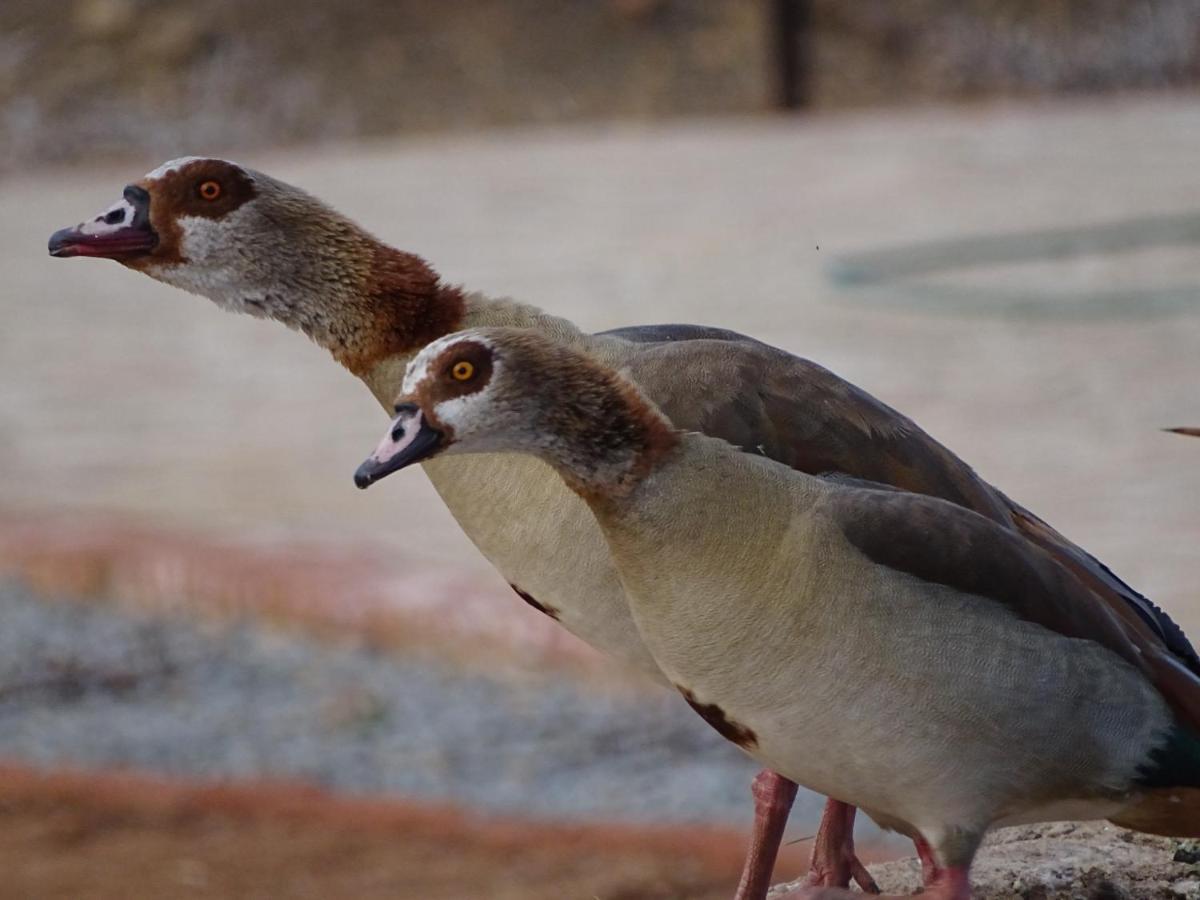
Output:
(798, 798), (879, 894)
(801, 852), (880, 894)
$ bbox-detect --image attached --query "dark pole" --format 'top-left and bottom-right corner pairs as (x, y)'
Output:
(772, 0), (812, 110)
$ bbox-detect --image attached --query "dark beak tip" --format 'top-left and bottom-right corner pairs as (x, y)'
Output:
(354, 462), (377, 490)
(48, 227), (77, 257)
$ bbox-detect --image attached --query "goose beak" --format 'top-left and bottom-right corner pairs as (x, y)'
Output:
(49, 185), (158, 259)
(1166, 427), (1200, 438)
(355, 404), (446, 489)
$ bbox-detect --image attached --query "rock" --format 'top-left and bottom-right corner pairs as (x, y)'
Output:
(770, 823), (1200, 899)
(1176, 840), (1200, 865)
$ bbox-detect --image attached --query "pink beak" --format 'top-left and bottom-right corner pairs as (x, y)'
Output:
(48, 185), (157, 260)
(354, 404), (446, 488)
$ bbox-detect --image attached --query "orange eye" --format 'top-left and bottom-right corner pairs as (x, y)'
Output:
(198, 180), (221, 201)
(451, 361), (475, 381)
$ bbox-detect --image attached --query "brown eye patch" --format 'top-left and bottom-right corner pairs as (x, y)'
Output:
(432, 341), (493, 400)
(145, 160), (257, 223)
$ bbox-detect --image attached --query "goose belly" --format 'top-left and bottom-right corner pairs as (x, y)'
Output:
(422, 453), (665, 682)
(625, 556), (1173, 830)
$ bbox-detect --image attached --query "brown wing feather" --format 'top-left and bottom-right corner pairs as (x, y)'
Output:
(615, 333), (1012, 523)
(831, 488), (1200, 731)
(607, 324), (1200, 683)
(1003, 499), (1200, 673)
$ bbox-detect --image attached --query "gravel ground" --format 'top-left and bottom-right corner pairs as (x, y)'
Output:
(0, 580), (795, 828)
(771, 823), (1200, 898)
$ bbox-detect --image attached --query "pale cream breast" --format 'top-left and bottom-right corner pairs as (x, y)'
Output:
(595, 437), (1174, 834)
(360, 306), (669, 682)
(421, 451), (665, 681)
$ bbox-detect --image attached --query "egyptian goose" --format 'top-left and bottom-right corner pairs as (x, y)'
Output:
(358, 327), (1200, 900)
(49, 158), (1199, 897)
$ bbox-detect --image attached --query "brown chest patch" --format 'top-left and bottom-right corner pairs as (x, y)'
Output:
(677, 687), (757, 749)
(510, 585), (560, 621)
(339, 247), (466, 377)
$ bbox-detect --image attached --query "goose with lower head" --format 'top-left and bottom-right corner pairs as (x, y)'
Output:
(359, 327), (1200, 900)
(50, 158), (1199, 896)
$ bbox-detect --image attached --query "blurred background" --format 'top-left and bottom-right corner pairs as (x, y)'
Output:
(2, 1), (1199, 897)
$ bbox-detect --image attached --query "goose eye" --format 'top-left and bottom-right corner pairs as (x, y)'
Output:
(198, 180), (222, 201)
(450, 360), (475, 382)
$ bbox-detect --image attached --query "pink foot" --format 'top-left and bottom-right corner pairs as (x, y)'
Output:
(800, 799), (880, 893)
(732, 770), (798, 900)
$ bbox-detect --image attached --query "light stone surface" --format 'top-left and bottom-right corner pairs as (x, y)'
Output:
(771, 823), (1200, 899)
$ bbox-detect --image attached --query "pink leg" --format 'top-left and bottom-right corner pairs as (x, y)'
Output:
(780, 864), (971, 900)
(914, 836), (942, 887)
(801, 799), (880, 892)
(733, 770), (798, 900)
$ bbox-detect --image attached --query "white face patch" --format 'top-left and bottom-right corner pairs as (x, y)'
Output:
(74, 197), (138, 236)
(428, 386), (496, 438)
(147, 205), (270, 315)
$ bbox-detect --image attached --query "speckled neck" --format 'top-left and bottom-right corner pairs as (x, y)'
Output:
(316, 242), (467, 379)
(453, 331), (683, 504)
(547, 385), (683, 505)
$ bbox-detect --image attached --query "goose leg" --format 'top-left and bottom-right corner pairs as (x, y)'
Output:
(914, 836), (942, 886)
(800, 799), (880, 893)
(733, 770), (798, 900)
(732, 776), (880, 900)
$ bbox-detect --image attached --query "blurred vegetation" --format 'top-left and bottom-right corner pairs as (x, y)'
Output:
(2, 0), (1200, 174)
(0, 0), (765, 173)
(810, 1), (1200, 107)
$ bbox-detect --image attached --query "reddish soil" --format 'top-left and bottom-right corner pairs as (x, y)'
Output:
(0, 763), (764, 900)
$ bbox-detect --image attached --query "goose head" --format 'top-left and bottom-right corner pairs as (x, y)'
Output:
(49, 157), (458, 375)
(354, 328), (678, 495)
(51, 158), (271, 306)
(49, 157), (373, 315)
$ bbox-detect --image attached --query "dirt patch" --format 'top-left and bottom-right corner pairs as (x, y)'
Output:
(0, 763), (756, 900)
